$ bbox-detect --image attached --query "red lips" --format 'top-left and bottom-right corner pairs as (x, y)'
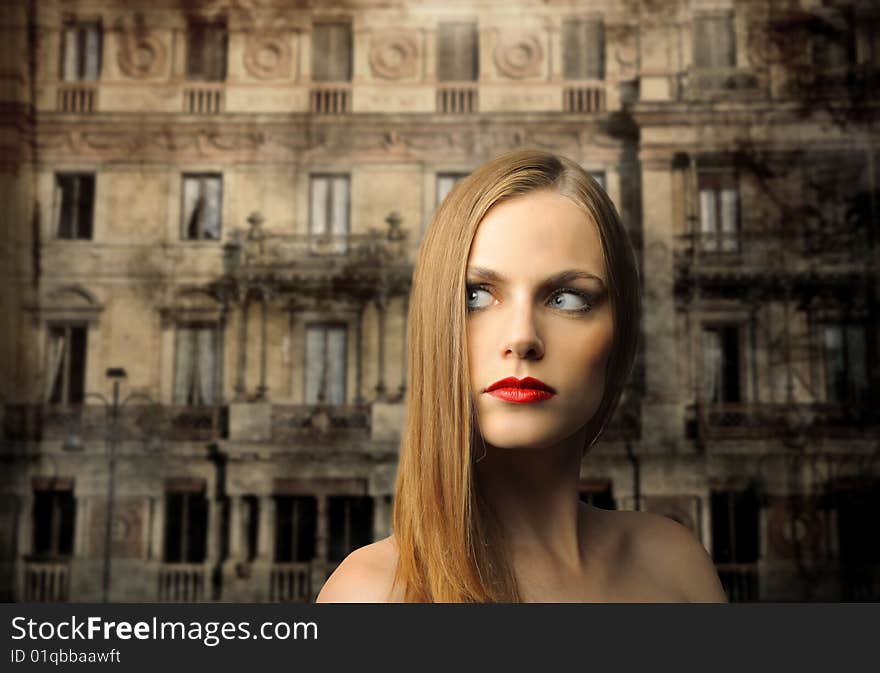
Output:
(484, 377), (556, 404)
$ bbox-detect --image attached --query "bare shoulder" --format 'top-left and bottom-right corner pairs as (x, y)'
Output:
(619, 510), (728, 603)
(315, 536), (402, 603)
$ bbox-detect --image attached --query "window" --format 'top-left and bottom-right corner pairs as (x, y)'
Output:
(328, 496), (373, 562)
(32, 486), (76, 558)
(698, 172), (739, 252)
(305, 325), (347, 405)
(274, 496), (317, 563)
(309, 175), (349, 253)
(173, 324), (222, 406)
(186, 19), (227, 81)
(702, 325), (742, 404)
(812, 11), (855, 69)
(46, 324), (87, 405)
(822, 323), (869, 405)
(563, 19), (605, 80)
(832, 480), (880, 594)
(163, 487), (208, 563)
(437, 22), (478, 81)
(61, 20), (102, 81)
(181, 174), (222, 240)
(435, 172), (468, 207)
(312, 23), (352, 82)
(710, 488), (759, 563)
(693, 13), (736, 68)
(54, 174), (94, 240)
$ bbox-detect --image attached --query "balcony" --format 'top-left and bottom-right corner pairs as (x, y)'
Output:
(682, 67), (766, 100)
(675, 229), (873, 279)
(2, 404), (229, 444)
(271, 405), (370, 444)
(563, 82), (606, 113)
(310, 85), (351, 114)
(437, 84), (478, 114)
(19, 560), (70, 602)
(716, 562), (759, 602)
(688, 402), (880, 443)
(184, 85), (224, 114)
(57, 83), (96, 113)
(158, 563), (210, 602)
(223, 217), (410, 295)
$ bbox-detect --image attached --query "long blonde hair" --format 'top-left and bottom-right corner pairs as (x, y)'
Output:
(392, 149), (642, 602)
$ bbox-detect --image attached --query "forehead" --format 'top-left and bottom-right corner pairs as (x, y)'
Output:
(467, 190), (607, 280)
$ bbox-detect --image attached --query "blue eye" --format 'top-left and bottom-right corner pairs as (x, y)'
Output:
(466, 286), (493, 311)
(549, 289), (593, 312)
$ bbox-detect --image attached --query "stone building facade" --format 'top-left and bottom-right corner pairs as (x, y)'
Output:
(0, 0), (877, 602)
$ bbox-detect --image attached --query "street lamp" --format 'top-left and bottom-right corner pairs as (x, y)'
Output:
(63, 367), (160, 602)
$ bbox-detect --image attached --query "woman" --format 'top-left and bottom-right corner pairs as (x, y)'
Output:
(317, 149), (727, 602)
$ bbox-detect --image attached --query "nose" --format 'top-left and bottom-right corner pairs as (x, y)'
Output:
(502, 300), (544, 360)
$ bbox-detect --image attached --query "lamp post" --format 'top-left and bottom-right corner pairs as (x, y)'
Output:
(64, 367), (159, 602)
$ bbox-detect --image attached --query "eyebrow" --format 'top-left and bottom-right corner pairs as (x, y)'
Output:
(466, 266), (607, 290)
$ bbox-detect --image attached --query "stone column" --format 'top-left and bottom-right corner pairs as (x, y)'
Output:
(227, 495), (242, 561)
(355, 303), (365, 404)
(374, 292), (388, 400)
(16, 492), (33, 557)
(315, 495), (329, 562)
(640, 152), (685, 452)
(255, 287), (270, 400)
(234, 289), (249, 402)
(256, 495), (274, 561)
(149, 495), (164, 562)
(206, 494), (221, 562)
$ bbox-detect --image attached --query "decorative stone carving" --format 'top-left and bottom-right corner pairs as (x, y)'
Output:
(115, 18), (167, 80)
(369, 32), (418, 80)
(243, 34), (292, 80)
(494, 33), (543, 79)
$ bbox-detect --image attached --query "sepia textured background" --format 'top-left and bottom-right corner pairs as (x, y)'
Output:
(0, 0), (878, 602)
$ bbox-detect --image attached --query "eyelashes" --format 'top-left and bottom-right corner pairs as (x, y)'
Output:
(465, 284), (595, 314)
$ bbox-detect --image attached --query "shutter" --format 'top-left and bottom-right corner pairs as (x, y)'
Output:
(56, 176), (73, 238)
(173, 328), (195, 405)
(310, 177), (329, 236)
(702, 328), (722, 403)
(305, 326), (326, 404)
(186, 23), (205, 79)
(312, 24), (330, 81)
(214, 23), (228, 81)
(62, 26), (78, 81)
(196, 327), (217, 405)
(699, 189), (717, 250)
(83, 23), (101, 80)
(331, 176), (349, 252)
(438, 22), (477, 81)
(203, 176), (221, 239)
(76, 175), (94, 239)
(693, 16), (712, 68)
(720, 188), (738, 251)
(326, 326), (346, 404)
(182, 176), (201, 239)
(583, 20), (604, 79)
(323, 23), (352, 81)
(823, 325), (844, 402)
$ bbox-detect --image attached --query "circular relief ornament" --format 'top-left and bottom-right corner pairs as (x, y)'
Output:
(117, 34), (167, 79)
(243, 34), (292, 80)
(369, 33), (418, 80)
(494, 33), (543, 79)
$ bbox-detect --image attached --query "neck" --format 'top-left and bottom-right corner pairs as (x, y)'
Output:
(474, 425), (589, 570)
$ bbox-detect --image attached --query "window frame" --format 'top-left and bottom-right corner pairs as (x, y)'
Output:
(60, 19), (102, 82)
(180, 173), (223, 241)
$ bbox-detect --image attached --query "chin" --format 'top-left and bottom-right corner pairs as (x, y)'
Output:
(477, 416), (576, 451)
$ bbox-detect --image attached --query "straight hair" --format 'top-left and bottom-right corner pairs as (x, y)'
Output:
(392, 149), (641, 601)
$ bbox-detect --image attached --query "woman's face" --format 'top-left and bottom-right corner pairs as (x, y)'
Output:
(466, 189), (614, 451)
